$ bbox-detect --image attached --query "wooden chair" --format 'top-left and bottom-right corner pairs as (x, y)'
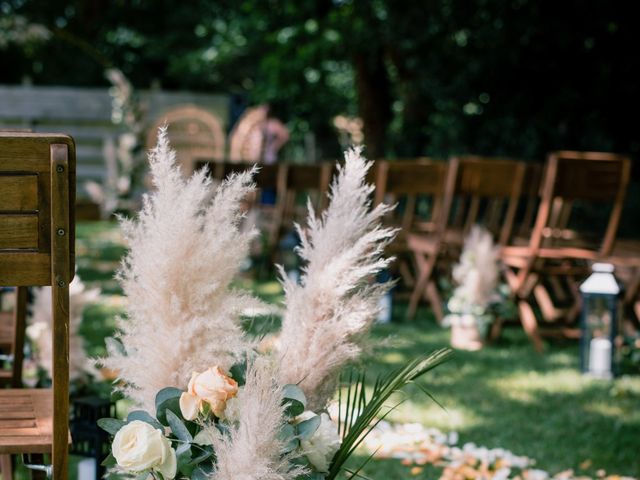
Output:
(280, 163), (333, 223)
(0, 133), (74, 480)
(407, 156), (526, 322)
(198, 160), (286, 251)
(501, 151), (631, 351)
(271, 163), (333, 266)
(513, 162), (544, 241)
(372, 159), (449, 292)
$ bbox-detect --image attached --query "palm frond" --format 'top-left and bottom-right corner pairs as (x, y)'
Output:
(327, 348), (452, 479)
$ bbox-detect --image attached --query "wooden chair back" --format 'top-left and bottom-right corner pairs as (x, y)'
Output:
(448, 156), (526, 246)
(530, 151), (631, 257)
(206, 161), (281, 191)
(280, 163), (333, 224)
(514, 162), (543, 238)
(373, 159), (450, 233)
(0, 132), (74, 480)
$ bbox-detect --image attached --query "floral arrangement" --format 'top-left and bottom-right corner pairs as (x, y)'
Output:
(99, 129), (449, 480)
(443, 225), (501, 339)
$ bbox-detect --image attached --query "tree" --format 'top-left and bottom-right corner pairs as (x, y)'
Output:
(1, 0), (639, 163)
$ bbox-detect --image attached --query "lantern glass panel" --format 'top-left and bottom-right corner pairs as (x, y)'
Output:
(585, 295), (613, 340)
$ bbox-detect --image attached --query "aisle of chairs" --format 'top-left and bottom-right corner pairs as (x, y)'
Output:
(200, 151), (638, 351)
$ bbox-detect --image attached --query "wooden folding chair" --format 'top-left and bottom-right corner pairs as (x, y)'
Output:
(196, 159), (286, 257)
(407, 156), (526, 322)
(501, 151), (631, 351)
(0, 133), (74, 480)
(372, 158), (449, 292)
(513, 162), (544, 241)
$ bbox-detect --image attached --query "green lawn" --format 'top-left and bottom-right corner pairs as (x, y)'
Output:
(73, 221), (640, 479)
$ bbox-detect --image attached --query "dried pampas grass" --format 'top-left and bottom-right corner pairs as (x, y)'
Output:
(276, 147), (397, 410)
(209, 359), (306, 480)
(104, 128), (263, 410)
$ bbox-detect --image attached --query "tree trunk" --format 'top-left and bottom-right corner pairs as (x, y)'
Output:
(353, 50), (392, 158)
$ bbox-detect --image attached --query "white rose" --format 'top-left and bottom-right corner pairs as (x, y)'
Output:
(112, 420), (177, 479)
(179, 366), (238, 420)
(299, 413), (341, 473)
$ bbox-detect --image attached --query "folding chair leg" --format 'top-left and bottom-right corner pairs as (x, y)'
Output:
(518, 299), (544, 352)
(1, 454), (14, 480)
(398, 259), (415, 289)
(425, 280), (444, 324)
(407, 269), (430, 320)
(407, 252), (438, 321)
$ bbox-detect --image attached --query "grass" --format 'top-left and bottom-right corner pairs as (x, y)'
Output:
(70, 221), (640, 479)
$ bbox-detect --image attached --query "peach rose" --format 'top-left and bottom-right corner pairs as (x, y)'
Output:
(179, 366), (238, 420)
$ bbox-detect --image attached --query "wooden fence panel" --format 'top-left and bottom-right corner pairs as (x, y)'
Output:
(0, 85), (228, 195)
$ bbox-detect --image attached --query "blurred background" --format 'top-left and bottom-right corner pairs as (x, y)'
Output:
(1, 1), (639, 479)
(2, 1), (639, 160)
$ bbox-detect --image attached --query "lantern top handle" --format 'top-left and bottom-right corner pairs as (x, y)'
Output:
(592, 263), (615, 274)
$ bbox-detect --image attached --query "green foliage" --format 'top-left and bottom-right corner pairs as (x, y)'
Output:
(328, 349), (452, 479)
(282, 383), (307, 418)
(155, 387), (183, 425)
(2, 1), (639, 162)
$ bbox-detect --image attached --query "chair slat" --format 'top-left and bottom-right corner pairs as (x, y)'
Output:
(0, 175), (38, 211)
(0, 215), (38, 249)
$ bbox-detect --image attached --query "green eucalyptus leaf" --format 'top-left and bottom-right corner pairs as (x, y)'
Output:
(278, 423), (299, 453)
(188, 448), (213, 466)
(193, 430), (215, 446)
(97, 418), (126, 435)
(100, 453), (117, 467)
(306, 473), (325, 480)
(156, 396), (183, 426)
(296, 414), (321, 440)
(176, 443), (194, 476)
(282, 384), (306, 417)
(166, 410), (193, 442)
(229, 361), (247, 386)
(192, 466), (213, 480)
(127, 410), (163, 430)
(155, 388), (182, 412)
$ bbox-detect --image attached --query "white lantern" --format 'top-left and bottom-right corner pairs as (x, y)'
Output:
(579, 263), (621, 379)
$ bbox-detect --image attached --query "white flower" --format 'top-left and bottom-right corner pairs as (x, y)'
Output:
(179, 366), (238, 420)
(112, 421), (177, 479)
(26, 321), (48, 342)
(299, 413), (341, 473)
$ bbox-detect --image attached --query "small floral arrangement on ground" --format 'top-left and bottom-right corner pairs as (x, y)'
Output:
(443, 226), (502, 338)
(98, 129), (450, 480)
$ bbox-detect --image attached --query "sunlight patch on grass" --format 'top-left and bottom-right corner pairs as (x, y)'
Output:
(381, 351), (406, 364)
(493, 368), (590, 395)
(389, 399), (481, 432)
(584, 402), (627, 418)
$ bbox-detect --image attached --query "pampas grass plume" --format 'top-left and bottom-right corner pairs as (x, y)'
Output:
(276, 147), (397, 410)
(104, 128), (263, 410)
